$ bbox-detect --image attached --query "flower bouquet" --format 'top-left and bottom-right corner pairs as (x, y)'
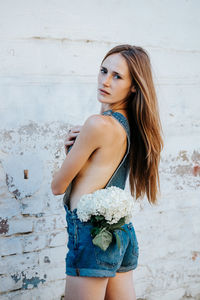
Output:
(77, 186), (134, 251)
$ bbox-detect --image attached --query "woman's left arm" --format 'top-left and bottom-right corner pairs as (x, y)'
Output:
(51, 115), (106, 195)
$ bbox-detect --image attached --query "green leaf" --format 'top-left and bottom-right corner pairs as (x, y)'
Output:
(90, 214), (128, 249)
(92, 229), (113, 251)
(108, 217), (126, 230)
(95, 215), (105, 221)
(91, 226), (102, 238)
(90, 215), (108, 230)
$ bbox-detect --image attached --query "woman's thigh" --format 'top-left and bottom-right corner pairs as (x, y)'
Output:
(104, 270), (136, 300)
(64, 275), (109, 300)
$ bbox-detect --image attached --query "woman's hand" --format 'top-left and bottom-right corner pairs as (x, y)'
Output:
(64, 125), (82, 155)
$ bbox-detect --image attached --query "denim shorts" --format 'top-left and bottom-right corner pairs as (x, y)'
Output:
(64, 204), (139, 277)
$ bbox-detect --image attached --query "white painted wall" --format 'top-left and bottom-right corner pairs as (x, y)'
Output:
(0, 0), (200, 299)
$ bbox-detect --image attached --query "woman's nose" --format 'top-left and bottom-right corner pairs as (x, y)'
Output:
(102, 74), (111, 87)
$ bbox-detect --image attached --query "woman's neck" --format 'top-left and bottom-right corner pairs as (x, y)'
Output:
(100, 106), (128, 119)
(100, 103), (127, 114)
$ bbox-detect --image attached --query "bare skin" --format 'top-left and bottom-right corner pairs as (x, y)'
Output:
(105, 271), (136, 300)
(62, 117), (137, 300)
(64, 271), (136, 300)
(64, 276), (108, 300)
(65, 114), (127, 211)
(51, 53), (137, 300)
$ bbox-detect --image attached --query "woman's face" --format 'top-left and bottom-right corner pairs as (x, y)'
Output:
(97, 53), (134, 107)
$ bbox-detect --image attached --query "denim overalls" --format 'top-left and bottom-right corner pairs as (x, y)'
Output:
(63, 109), (139, 277)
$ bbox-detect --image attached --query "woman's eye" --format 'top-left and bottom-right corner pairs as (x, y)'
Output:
(100, 69), (121, 79)
(100, 68), (107, 74)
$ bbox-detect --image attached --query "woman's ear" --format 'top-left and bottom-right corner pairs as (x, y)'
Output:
(131, 86), (136, 93)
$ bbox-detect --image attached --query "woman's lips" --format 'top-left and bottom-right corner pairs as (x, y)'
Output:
(99, 89), (110, 95)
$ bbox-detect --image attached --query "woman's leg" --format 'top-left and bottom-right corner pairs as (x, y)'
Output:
(104, 270), (136, 300)
(64, 275), (109, 300)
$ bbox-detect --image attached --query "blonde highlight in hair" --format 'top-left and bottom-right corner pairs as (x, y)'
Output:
(102, 45), (164, 204)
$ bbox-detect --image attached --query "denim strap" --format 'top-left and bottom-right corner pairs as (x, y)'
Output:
(101, 109), (130, 188)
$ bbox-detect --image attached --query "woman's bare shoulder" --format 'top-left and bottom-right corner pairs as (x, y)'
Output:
(82, 113), (114, 144)
(84, 114), (113, 132)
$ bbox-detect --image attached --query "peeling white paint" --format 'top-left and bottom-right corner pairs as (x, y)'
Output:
(2, 154), (43, 199)
(0, 0), (200, 299)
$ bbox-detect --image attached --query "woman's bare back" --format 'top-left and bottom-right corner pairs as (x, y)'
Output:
(69, 114), (128, 211)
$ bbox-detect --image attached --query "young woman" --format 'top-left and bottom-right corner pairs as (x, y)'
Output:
(51, 44), (164, 300)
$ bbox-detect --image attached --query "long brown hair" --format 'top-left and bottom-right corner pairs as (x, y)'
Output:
(102, 45), (164, 204)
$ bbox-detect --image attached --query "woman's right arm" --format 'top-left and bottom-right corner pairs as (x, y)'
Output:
(51, 115), (108, 195)
(64, 125), (82, 155)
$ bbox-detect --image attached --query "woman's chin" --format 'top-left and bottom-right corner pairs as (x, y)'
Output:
(97, 94), (111, 103)
(97, 96), (106, 103)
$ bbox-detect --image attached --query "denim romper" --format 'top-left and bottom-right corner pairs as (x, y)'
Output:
(63, 109), (139, 277)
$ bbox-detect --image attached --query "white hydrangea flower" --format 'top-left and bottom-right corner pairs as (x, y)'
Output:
(77, 186), (134, 224)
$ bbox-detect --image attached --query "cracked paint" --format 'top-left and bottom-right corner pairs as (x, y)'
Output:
(0, 218), (9, 234)
(22, 275), (46, 289)
(11, 272), (46, 289)
(2, 154), (43, 200)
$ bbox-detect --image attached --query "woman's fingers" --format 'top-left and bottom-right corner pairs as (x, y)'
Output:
(64, 140), (74, 155)
(71, 128), (81, 133)
(64, 133), (79, 145)
(64, 125), (82, 155)
(68, 132), (79, 140)
(64, 140), (74, 146)
(72, 125), (82, 132)
(66, 125), (82, 141)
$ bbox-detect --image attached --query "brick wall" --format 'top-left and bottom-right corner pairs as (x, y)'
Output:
(0, 1), (200, 299)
